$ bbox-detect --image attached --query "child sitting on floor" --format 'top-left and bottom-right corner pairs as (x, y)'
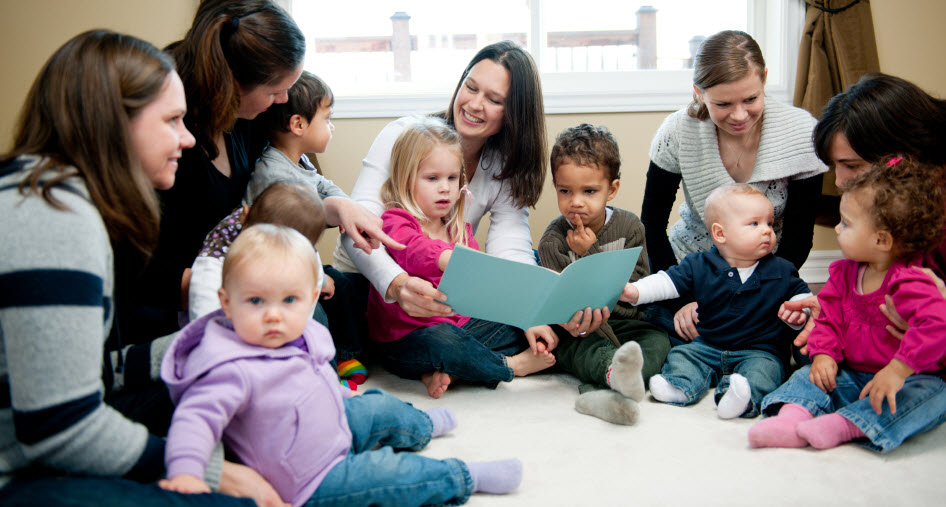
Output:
(750, 157), (946, 452)
(621, 183), (812, 419)
(368, 116), (558, 398)
(161, 224), (522, 506)
(245, 71), (374, 386)
(538, 123), (670, 425)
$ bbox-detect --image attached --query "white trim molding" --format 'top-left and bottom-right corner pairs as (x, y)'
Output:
(798, 250), (843, 285)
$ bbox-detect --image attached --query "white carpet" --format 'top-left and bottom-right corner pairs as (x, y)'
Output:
(361, 367), (946, 506)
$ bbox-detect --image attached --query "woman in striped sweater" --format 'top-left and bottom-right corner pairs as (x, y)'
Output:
(0, 30), (280, 506)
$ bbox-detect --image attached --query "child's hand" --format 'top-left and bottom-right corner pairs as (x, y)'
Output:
(809, 354), (838, 393)
(619, 283), (639, 305)
(321, 275), (336, 300)
(778, 301), (808, 326)
(860, 358), (914, 414)
(565, 214), (596, 257)
(159, 474), (211, 495)
(525, 325), (559, 355)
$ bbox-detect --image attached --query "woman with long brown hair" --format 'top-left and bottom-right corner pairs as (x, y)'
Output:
(0, 29), (282, 506)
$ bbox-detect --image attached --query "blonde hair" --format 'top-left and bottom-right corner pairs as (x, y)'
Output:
(222, 223), (320, 290)
(703, 183), (766, 229)
(381, 117), (470, 246)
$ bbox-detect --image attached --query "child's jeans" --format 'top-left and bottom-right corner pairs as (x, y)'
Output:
(761, 365), (946, 452)
(307, 388), (473, 506)
(658, 341), (784, 417)
(376, 318), (526, 388)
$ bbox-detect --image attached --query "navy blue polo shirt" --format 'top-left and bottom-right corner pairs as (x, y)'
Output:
(665, 247), (810, 358)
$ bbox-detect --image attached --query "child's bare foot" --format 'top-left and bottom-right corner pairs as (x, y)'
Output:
(507, 349), (556, 377)
(421, 371), (452, 398)
(535, 338), (548, 354)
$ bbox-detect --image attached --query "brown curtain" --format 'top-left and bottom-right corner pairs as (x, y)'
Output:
(794, 0), (880, 208)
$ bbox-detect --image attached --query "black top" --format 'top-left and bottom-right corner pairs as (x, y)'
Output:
(640, 160), (822, 273)
(119, 119), (266, 342)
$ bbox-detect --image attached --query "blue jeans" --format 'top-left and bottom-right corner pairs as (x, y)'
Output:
(761, 365), (946, 452)
(377, 318), (526, 388)
(659, 341), (785, 417)
(0, 476), (253, 506)
(306, 388), (473, 506)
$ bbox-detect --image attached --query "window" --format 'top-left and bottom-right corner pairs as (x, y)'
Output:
(292, 0), (804, 117)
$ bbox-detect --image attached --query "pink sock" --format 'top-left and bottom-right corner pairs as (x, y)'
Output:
(748, 403), (813, 448)
(796, 413), (866, 449)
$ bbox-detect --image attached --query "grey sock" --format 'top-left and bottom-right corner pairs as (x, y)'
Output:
(575, 390), (640, 425)
(607, 341), (645, 401)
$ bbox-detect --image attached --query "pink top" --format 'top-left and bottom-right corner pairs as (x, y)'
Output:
(367, 208), (477, 342)
(808, 257), (946, 377)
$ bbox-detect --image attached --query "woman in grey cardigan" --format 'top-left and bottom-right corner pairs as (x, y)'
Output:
(640, 30), (827, 343)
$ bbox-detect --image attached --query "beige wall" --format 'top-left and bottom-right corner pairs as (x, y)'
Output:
(2, 0), (944, 261)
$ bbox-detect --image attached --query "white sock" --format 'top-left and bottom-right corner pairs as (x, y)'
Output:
(649, 374), (688, 403)
(717, 373), (751, 419)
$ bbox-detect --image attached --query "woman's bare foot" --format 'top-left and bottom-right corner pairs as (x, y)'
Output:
(507, 349), (556, 377)
(421, 371), (452, 398)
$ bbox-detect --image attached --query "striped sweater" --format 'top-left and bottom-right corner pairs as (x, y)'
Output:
(0, 156), (164, 488)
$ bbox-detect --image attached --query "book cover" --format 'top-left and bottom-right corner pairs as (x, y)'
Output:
(438, 245), (641, 330)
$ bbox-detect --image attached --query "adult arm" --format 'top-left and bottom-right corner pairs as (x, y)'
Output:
(776, 174), (822, 270)
(480, 180), (536, 265)
(188, 256), (224, 322)
(640, 161), (682, 273)
(0, 190), (161, 481)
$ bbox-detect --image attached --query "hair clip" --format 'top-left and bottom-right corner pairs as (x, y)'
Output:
(459, 185), (474, 200)
(886, 156), (903, 166)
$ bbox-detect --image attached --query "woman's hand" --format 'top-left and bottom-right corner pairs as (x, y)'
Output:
(673, 302), (700, 342)
(218, 461), (290, 507)
(561, 306), (610, 337)
(881, 267), (945, 339)
(780, 296), (820, 354)
(860, 358), (914, 414)
(325, 197), (405, 254)
(387, 273), (454, 318)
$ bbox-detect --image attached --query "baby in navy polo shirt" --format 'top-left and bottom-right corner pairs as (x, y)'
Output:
(621, 183), (812, 419)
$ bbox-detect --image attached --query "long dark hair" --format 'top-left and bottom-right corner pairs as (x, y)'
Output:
(442, 40), (546, 208)
(2, 29), (173, 259)
(169, 0), (305, 159)
(814, 73), (946, 166)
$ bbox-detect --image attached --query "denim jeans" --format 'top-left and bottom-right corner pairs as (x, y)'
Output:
(659, 341), (785, 417)
(0, 476), (253, 506)
(305, 388), (473, 506)
(377, 318), (525, 388)
(761, 365), (946, 452)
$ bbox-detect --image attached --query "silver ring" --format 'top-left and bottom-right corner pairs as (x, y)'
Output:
(579, 331), (587, 336)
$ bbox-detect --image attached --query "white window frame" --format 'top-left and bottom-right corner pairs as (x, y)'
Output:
(312, 0), (806, 118)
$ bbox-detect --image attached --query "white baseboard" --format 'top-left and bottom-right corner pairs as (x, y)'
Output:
(798, 250), (842, 284)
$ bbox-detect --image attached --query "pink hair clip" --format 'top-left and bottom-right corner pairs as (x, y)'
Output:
(459, 184), (474, 200)
(886, 156), (904, 166)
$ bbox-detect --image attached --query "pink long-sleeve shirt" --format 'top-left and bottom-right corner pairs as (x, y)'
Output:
(808, 258), (946, 377)
(367, 208), (477, 342)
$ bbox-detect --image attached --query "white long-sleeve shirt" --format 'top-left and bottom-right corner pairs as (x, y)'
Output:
(332, 116), (536, 299)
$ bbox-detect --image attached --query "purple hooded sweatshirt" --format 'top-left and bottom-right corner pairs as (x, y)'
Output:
(161, 310), (352, 507)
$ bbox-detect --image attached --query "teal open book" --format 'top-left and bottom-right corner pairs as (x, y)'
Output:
(438, 245), (642, 330)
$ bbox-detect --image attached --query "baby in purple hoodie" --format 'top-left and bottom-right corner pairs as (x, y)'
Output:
(160, 224), (521, 506)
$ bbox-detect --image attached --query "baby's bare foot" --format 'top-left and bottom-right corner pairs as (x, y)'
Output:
(421, 371), (452, 398)
(507, 349), (556, 377)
